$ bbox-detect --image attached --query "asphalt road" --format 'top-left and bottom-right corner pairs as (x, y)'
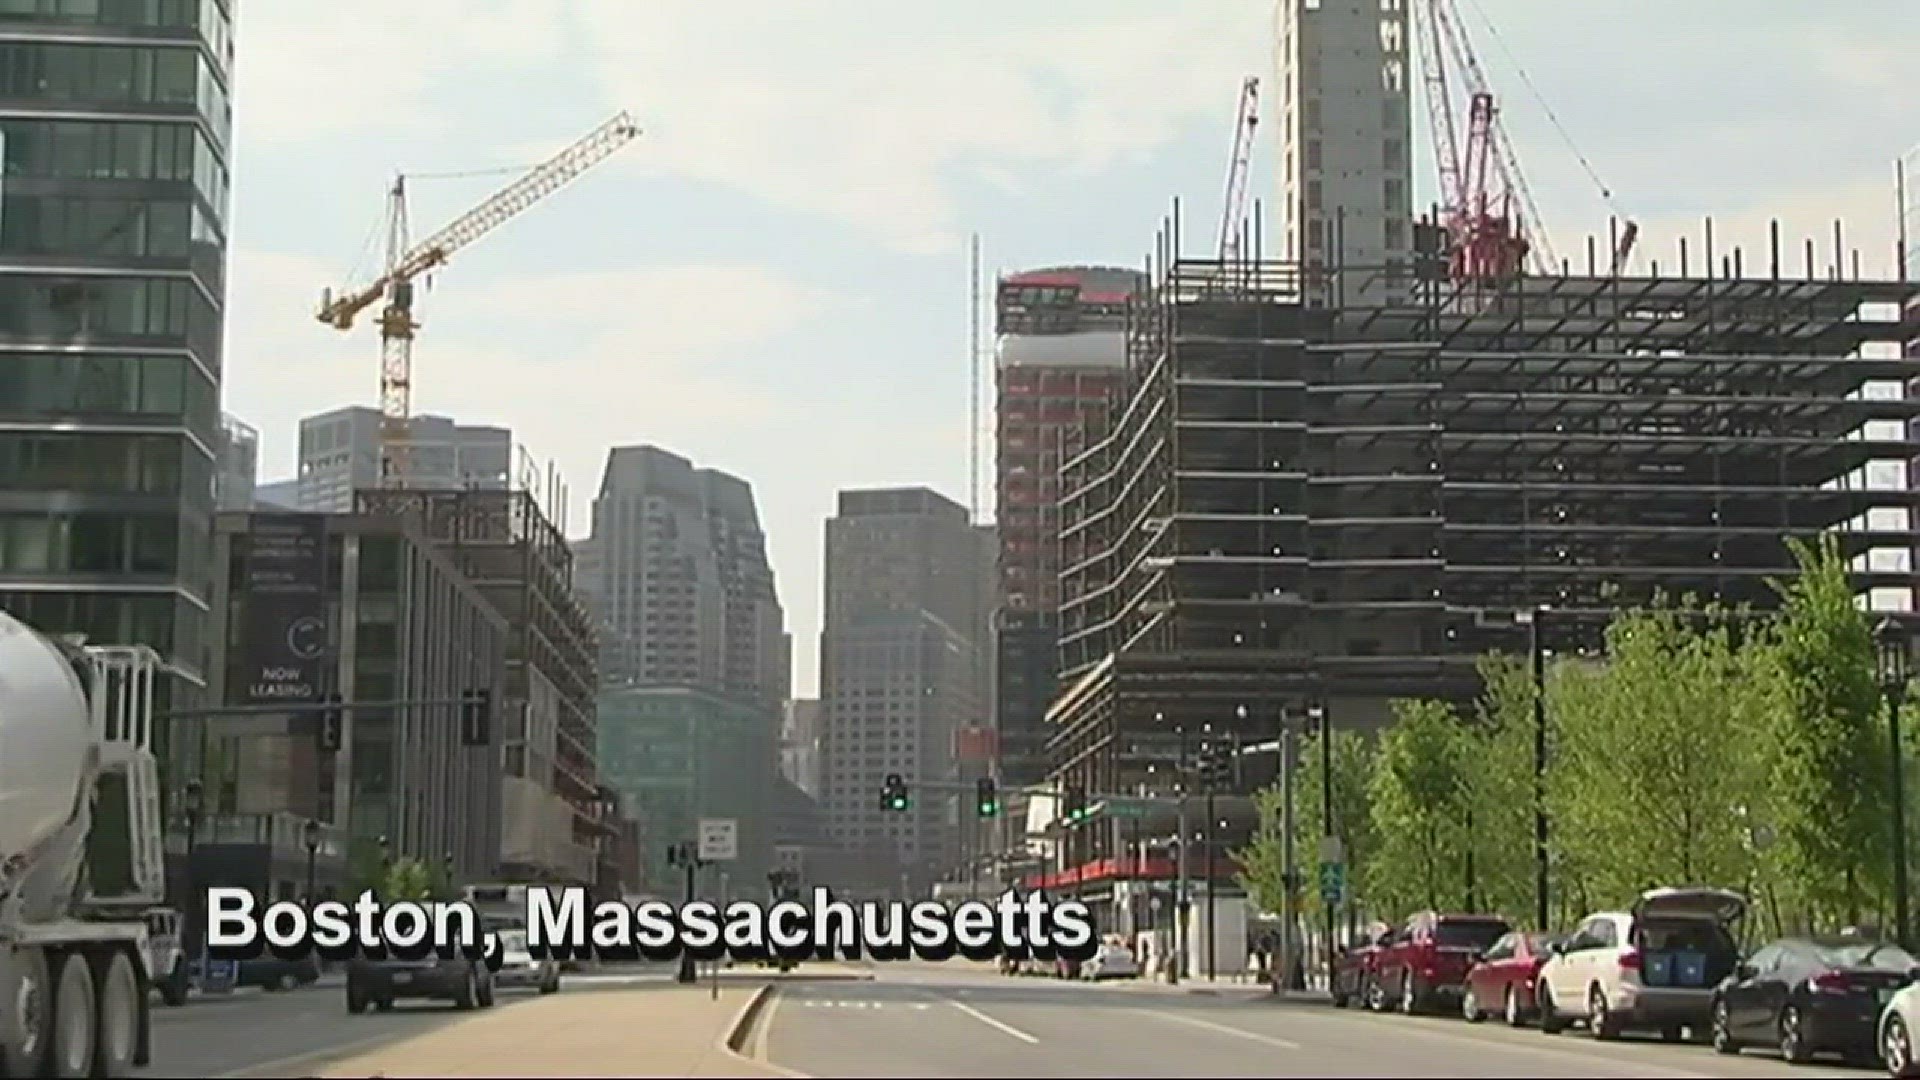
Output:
(762, 966), (1872, 1079)
(146, 971), (681, 1077)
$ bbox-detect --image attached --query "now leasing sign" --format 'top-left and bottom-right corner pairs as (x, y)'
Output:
(241, 514), (331, 705)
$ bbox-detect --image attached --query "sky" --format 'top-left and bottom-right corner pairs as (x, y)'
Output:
(222, 1), (1920, 698)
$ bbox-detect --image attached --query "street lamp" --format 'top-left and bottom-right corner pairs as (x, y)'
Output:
(1875, 617), (1912, 947)
(302, 819), (321, 906)
(1516, 607), (1550, 931)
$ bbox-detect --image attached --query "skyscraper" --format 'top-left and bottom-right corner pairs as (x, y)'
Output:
(992, 267), (1142, 786)
(1278, 0), (1413, 284)
(819, 488), (991, 895)
(0, 3), (236, 678)
(581, 445), (787, 706)
(216, 414), (258, 512)
(293, 405), (512, 513)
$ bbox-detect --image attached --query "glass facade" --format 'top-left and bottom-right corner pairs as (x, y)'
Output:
(0, 1), (232, 683)
(598, 686), (777, 891)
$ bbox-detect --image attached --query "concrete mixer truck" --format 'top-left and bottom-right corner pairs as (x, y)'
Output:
(0, 608), (165, 1077)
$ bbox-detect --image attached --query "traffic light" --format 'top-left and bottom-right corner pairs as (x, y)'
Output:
(316, 693), (344, 753)
(879, 773), (910, 812)
(1062, 785), (1086, 825)
(975, 777), (1000, 818)
(460, 688), (492, 747)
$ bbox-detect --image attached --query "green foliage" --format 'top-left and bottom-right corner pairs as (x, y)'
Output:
(1237, 727), (1376, 919)
(1366, 699), (1473, 914)
(1757, 535), (1893, 929)
(1545, 600), (1764, 911)
(1248, 535), (1908, 939)
(380, 858), (437, 902)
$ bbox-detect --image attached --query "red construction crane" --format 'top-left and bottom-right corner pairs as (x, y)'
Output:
(1415, 0), (1637, 285)
(318, 111), (641, 486)
(1218, 76), (1260, 263)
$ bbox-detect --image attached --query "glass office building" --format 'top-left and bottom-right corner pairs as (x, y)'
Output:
(0, 1), (236, 681)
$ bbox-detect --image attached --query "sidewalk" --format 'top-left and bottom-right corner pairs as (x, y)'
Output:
(312, 982), (795, 1078)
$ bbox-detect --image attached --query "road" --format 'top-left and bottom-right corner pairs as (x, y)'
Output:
(761, 965), (1871, 1078)
(147, 971), (678, 1077)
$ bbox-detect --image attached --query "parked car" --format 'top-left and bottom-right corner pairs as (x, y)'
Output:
(1081, 937), (1139, 981)
(346, 954), (495, 1013)
(1711, 934), (1915, 1066)
(237, 954), (320, 991)
(1881, 980), (1920, 1077)
(1329, 924), (1394, 1009)
(1374, 911), (1512, 1015)
(1536, 886), (1745, 1041)
(1463, 931), (1561, 1026)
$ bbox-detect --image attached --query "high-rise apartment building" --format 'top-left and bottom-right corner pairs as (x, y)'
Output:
(780, 698), (823, 798)
(992, 267), (1142, 786)
(294, 405), (512, 512)
(0, 3), (236, 679)
(582, 445), (788, 707)
(1278, 0), (1413, 284)
(819, 488), (991, 895)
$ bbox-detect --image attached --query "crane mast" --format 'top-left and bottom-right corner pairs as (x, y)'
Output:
(318, 111), (642, 487)
(1217, 76), (1260, 263)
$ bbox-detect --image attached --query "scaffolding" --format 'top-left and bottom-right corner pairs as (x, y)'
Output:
(1048, 215), (1920, 824)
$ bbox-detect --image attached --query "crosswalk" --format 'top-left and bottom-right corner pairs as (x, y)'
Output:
(798, 999), (931, 1011)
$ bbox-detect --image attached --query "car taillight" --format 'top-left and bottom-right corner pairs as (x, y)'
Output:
(1617, 950), (1641, 971)
(1810, 972), (1852, 994)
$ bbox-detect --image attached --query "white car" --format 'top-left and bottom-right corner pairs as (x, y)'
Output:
(1082, 939), (1139, 981)
(1535, 886), (1746, 1041)
(489, 924), (561, 994)
(1881, 982), (1920, 1076)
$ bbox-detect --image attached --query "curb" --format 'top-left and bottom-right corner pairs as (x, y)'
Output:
(719, 984), (810, 1078)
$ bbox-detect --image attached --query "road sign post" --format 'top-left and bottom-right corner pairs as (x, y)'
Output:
(1317, 861), (1346, 905)
(698, 818), (738, 863)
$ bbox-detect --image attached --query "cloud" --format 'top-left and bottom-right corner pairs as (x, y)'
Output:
(223, 251), (830, 520)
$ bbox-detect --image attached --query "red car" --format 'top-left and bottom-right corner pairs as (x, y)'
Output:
(1375, 911), (1512, 1014)
(1329, 924), (1395, 1009)
(1461, 930), (1560, 1026)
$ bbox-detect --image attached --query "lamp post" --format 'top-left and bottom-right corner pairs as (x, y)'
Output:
(1308, 700), (1335, 992)
(1875, 617), (1912, 948)
(182, 779), (204, 970)
(302, 819), (321, 906)
(1516, 607), (1550, 931)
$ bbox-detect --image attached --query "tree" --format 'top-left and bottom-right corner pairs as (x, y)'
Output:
(1545, 599), (1765, 912)
(1463, 653), (1544, 924)
(1366, 699), (1474, 915)
(1238, 726), (1377, 923)
(379, 858), (436, 902)
(1757, 534), (1892, 930)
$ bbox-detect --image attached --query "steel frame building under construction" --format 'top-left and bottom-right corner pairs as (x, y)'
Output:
(1041, 224), (1920, 890)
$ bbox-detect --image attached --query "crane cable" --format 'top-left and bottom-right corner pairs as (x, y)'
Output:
(1461, 0), (1624, 215)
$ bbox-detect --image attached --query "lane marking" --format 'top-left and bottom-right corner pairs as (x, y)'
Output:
(942, 998), (1040, 1044)
(1143, 1009), (1302, 1050)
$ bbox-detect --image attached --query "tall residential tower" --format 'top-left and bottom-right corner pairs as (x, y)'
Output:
(0, 3), (236, 677)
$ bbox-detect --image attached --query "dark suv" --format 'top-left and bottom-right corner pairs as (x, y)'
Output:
(347, 954), (495, 1013)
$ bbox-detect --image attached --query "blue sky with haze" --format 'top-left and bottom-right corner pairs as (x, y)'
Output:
(223, 1), (1919, 696)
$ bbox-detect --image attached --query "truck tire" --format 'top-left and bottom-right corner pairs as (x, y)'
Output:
(91, 950), (140, 1078)
(346, 983), (370, 1015)
(0, 947), (52, 1077)
(454, 969), (477, 1011)
(158, 962), (189, 1008)
(50, 951), (97, 1079)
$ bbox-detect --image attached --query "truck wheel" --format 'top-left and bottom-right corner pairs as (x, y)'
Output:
(0, 947), (52, 1076)
(454, 969), (477, 1011)
(91, 951), (140, 1078)
(158, 962), (189, 1007)
(477, 973), (495, 1008)
(347, 983), (370, 1015)
(539, 975), (559, 995)
(50, 951), (98, 1079)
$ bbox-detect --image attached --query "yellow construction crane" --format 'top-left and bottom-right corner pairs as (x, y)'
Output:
(317, 111), (642, 487)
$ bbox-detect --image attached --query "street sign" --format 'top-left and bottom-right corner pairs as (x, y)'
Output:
(1317, 860), (1346, 905)
(1318, 835), (1345, 863)
(697, 818), (738, 862)
(1094, 798), (1148, 819)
